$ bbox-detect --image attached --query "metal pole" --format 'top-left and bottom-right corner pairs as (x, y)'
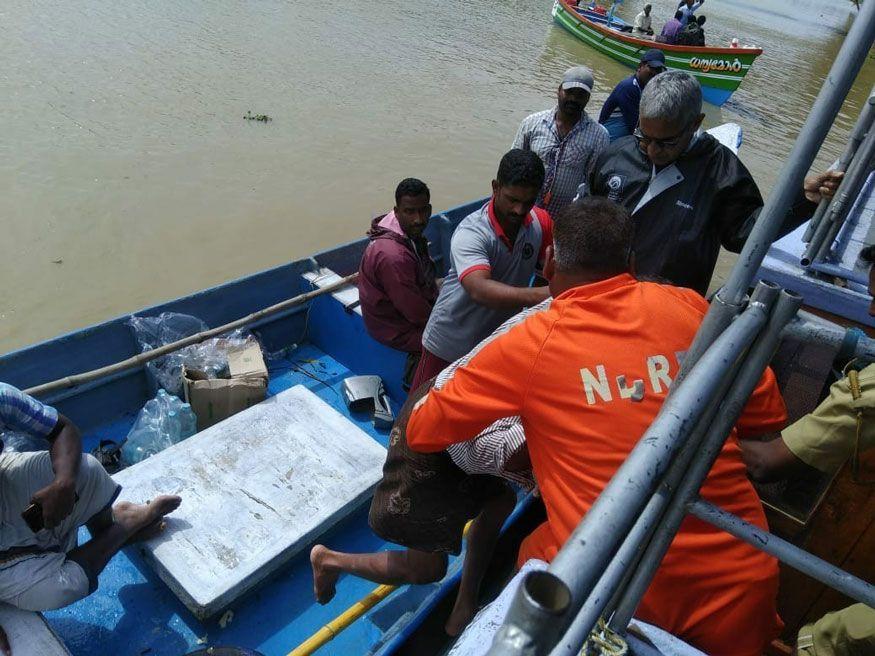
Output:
(674, 289), (746, 386)
(802, 127), (875, 264)
(609, 290), (802, 632)
(721, 0), (875, 305)
(689, 499), (875, 607)
(783, 310), (875, 361)
(802, 87), (875, 243)
(488, 304), (767, 656)
(810, 128), (875, 263)
(487, 570), (572, 656)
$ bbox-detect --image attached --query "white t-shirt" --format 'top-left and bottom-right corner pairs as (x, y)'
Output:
(634, 11), (652, 30)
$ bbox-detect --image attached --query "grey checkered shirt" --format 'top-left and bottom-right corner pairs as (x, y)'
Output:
(512, 107), (609, 216)
(435, 299), (553, 490)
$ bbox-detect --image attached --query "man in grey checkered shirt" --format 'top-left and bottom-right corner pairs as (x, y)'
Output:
(512, 66), (609, 217)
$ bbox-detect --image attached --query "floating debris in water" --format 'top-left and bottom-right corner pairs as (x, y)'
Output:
(243, 111), (272, 123)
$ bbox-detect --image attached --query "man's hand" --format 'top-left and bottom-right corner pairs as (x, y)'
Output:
(30, 478), (76, 529)
(804, 170), (844, 203)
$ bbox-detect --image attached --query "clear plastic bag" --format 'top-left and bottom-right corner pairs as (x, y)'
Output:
(127, 312), (254, 396)
(1, 431), (50, 453)
(121, 389), (198, 466)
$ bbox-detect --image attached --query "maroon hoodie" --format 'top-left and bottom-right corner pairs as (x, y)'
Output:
(358, 212), (438, 353)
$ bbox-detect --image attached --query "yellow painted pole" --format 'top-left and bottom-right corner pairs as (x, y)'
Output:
(287, 584), (397, 656)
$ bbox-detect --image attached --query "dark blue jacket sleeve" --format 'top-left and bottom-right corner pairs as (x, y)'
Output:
(599, 90), (619, 124)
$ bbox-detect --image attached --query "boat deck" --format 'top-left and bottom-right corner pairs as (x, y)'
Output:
(41, 344), (453, 656)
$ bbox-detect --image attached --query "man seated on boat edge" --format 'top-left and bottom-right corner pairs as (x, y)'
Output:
(634, 4), (654, 36)
(512, 67), (609, 217)
(309, 378), (530, 637)
(741, 244), (875, 485)
(0, 383), (181, 614)
(406, 196), (790, 656)
(410, 150), (552, 390)
(358, 178), (439, 390)
(590, 70), (843, 297)
(598, 49), (666, 142)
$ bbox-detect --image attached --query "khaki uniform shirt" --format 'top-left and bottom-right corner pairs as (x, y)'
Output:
(797, 603), (875, 656)
(783, 362), (875, 474)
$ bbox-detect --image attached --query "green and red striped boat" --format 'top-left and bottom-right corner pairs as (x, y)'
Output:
(552, 0), (763, 106)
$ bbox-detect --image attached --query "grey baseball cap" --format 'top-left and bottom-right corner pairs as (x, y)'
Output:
(561, 66), (594, 93)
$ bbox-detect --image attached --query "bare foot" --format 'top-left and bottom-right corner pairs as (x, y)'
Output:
(310, 544), (340, 605)
(126, 519), (168, 544)
(445, 600), (477, 637)
(113, 495), (181, 539)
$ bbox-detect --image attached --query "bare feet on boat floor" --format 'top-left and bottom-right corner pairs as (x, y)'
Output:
(114, 495), (182, 542)
(310, 544), (340, 605)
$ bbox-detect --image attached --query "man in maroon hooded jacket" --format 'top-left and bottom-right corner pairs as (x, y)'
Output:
(358, 178), (438, 387)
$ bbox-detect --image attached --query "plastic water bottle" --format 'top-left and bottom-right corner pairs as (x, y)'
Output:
(166, 410), (181, 444)
(179, 403), (198, 438)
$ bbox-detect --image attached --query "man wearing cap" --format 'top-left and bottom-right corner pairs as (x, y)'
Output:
(512, 66), (609, 217)
(599, 49), (665, 142)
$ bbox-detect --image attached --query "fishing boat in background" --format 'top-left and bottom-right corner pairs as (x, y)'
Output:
(552, 0), (763, 106)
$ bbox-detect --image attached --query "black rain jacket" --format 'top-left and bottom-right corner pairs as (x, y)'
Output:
(590, 132), (815, 295)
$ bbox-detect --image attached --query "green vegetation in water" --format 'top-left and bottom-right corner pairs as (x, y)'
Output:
(244, 111), (272, 123)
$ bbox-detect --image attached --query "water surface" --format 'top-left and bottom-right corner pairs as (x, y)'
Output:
(1, 0), (872, 353)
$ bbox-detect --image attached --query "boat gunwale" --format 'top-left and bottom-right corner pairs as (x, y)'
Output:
(556, 0), (764, 56)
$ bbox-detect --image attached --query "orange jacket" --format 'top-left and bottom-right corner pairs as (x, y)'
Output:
(408, 274), (787, 656)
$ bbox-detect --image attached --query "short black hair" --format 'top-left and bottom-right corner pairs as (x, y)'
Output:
(496, 149), (546, 190)
(395, 178), (430, 205)
(860, 244), (875, 265)
(674, 10), (684, 19)
(553, 197), (633, 276)
(697, 15), (706, 25)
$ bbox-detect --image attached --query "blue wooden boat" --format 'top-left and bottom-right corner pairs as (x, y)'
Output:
(0, 197), (523, 656)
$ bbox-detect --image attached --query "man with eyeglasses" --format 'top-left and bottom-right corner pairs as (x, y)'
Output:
(590, 70), (842, 296)
(599, 49), (666, 142)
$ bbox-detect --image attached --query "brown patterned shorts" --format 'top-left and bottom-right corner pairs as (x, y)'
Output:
(368, 380), (509, 555)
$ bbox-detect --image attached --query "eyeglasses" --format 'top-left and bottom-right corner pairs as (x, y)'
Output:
(633, 122), (692, 150)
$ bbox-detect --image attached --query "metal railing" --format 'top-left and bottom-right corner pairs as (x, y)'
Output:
(484, 1), (875, 653)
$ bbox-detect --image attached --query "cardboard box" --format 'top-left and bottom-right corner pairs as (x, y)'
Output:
(183, 341), (268, 431)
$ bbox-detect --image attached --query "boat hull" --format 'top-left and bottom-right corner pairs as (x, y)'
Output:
(552, 0), (762, 106)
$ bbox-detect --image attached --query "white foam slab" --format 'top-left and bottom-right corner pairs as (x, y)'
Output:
(114, 385), (387, 619)
(0, 604), (70, 656)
